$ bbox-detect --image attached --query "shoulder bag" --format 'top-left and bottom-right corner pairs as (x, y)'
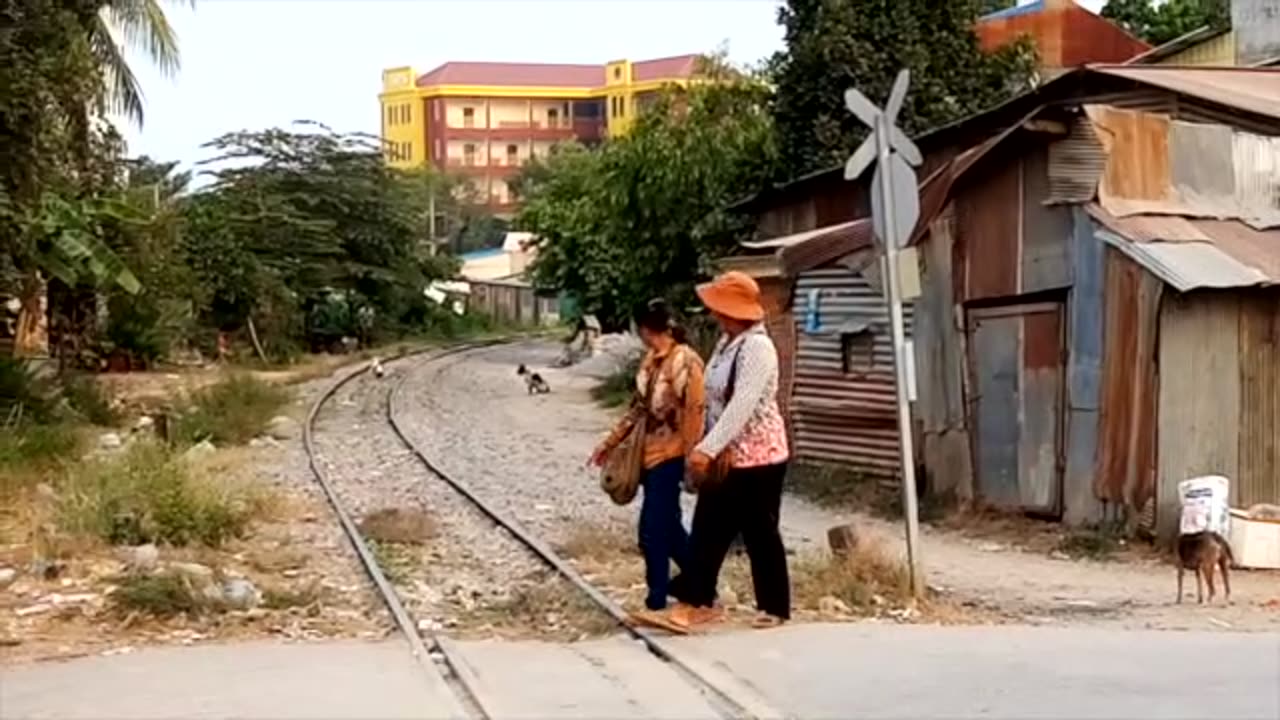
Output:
(600, 356), (663, 505)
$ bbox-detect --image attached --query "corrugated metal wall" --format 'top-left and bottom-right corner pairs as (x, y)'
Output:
(758, 277), (797, 434)
(1232, 132), (1280, 215)
(915, 207), (973, 499)
(1095, 247), (1162, 522)
(468, 281), (556, 326)
(1048, 114), (1107, 204)
(957, 145), (1074, 303)
(790, 265), (913, 476)
(1156, 292), (1242, 540)
(1061, 208), (1106, 525)
(1237, 291), (1280, 510)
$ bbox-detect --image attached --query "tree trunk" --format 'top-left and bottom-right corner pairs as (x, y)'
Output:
(13, 272), (49, 358)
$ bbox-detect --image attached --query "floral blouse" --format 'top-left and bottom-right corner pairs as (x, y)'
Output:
(602, 343), (705, 470)
(696, 324), (789, 469)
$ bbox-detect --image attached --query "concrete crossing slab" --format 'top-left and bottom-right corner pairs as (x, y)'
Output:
(666, 623), (1280, 720)
(443, 635), (722, 719)
(0, 639), (463, 720)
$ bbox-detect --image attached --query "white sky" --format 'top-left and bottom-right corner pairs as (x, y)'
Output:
(121, 0), (1105, 170)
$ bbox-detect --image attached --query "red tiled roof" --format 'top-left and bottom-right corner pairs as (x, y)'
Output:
(414, 54), (701, 88)
(416, 62), (603, 88)
(633, 54), (701, 82)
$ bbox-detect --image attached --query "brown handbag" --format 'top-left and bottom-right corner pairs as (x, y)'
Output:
(600, 357), (663, 506)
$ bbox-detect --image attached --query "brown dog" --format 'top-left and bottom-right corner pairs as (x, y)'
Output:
(1176, 532), (1233, 604)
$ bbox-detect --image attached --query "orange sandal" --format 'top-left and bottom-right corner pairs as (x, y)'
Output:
(751, 613), (786, 629)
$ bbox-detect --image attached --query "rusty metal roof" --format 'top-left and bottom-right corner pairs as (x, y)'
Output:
(1089, 203), (1280, 290)
(1088, 65), (1280, 121)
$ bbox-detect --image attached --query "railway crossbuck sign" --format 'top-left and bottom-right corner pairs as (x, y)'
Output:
(844, 69), (924, 597)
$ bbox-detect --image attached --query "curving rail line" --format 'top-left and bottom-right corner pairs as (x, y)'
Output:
(305, 341), (782, 720)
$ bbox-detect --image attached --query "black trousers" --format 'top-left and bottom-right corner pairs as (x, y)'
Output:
(679, 461), (791, 619)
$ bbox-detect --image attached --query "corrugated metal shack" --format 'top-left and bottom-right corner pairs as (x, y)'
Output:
(733, 66), (1280, 534)
(467, 277), (559, 326)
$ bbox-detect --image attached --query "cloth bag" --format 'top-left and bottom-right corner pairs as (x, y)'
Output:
(600, 357), (663, 505)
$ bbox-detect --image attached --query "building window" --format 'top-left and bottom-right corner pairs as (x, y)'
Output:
(462, 107), (475, 128)
(506, 144), (518, 165)
(402, 142), (411, 160)
(401, 105), (410, 124)
(840, 329), (877, 376)
(385, 106), (393, 126)
(547, 108), (559, 128)
(463, 143), (477, 166)
(613, 67), (622, 80)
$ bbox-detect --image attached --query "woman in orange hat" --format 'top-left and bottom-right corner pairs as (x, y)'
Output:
(668, 271), (792, 631)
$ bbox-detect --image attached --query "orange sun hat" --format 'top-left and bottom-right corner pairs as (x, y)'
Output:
(695, 271), (765, 322)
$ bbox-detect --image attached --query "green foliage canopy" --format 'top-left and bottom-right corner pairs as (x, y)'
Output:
(1101, 0), (1228, 46)
(514, 61), (778, 327)
(768, 0), (1039, 179)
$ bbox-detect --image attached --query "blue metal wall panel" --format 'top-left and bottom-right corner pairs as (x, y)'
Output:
(1062, 208), (1105, 524)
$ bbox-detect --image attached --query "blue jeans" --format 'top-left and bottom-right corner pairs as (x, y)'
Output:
(638, 458), (691, 610)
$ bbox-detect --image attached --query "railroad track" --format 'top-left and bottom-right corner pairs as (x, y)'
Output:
(304, 342), (782, 720)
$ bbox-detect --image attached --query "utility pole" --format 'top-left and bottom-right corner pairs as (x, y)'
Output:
(844, 69), (925, 598)
(427, 185), (437, 256)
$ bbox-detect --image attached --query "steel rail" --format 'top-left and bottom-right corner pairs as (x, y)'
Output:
(386, 345), (781, 720)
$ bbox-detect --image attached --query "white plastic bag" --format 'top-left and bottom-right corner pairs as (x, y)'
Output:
(1178, 475), (1231, 537)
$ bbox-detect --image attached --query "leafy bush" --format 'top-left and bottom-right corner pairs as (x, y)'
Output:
(59, 373), (118, 425)
(58, 441), (260, 547)
(0, 423), (79, 482)
(111, 572), (221, 618)
(0, 357), (59, 425)
(173, 374), (290, 446)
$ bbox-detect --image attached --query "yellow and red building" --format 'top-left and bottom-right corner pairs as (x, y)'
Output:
(379, 54), (701, 213)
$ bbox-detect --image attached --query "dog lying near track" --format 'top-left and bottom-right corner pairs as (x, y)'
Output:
(1177, 531), (1232, 604)
(516, 364), (551, 394)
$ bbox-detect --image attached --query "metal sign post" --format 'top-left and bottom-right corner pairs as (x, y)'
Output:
(844, 70), (924, 598)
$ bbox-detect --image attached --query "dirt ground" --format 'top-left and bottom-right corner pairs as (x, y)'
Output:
(414, 341), (1280, 633)
(6, 339), (1276, 667)
(1, 369), (391, 665)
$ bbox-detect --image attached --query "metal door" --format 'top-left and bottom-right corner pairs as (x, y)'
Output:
(967, 302), (1065, 514)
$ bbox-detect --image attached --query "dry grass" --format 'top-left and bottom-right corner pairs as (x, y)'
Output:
(56, 441), (276, 548)
(358, 508), (437, 546)
(557, 521), (637, 563)
(791, 537), (911, 612)
(483, 572), (619, 638)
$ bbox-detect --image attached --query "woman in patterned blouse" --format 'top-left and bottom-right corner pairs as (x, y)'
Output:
(591, 300), (705, 622)
(670, 271), (791, 631)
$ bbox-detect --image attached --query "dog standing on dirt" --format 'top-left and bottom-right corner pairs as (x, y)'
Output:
(1177, 531), (1233, 604)
(370, 357), (386, 379)
(516, 364), (551, 394)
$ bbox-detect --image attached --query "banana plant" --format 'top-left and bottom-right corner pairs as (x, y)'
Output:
(34, 193), (140, 294)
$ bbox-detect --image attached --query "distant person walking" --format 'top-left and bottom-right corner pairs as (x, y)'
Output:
(591, 300), (705, 622)
(668, 271), (791, 632)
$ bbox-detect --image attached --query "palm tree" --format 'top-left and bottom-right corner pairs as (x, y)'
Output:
(91, 0), (191, 126)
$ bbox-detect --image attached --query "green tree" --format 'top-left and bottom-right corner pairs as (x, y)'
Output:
(94, 0), (191, 126)
(183, 123), (458, 354)
(768, 0), (1038, 179)
(0, 0), (142, 356)
(977, 0), (1016, 15)
(515, 58), (778, 327)
(1101, 0), (1228, 46)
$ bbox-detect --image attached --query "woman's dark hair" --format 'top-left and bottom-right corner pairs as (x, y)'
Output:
(634, 298), (688, 344)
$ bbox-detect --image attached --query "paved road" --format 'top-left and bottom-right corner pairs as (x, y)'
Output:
(3, 624), (1277, 719)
